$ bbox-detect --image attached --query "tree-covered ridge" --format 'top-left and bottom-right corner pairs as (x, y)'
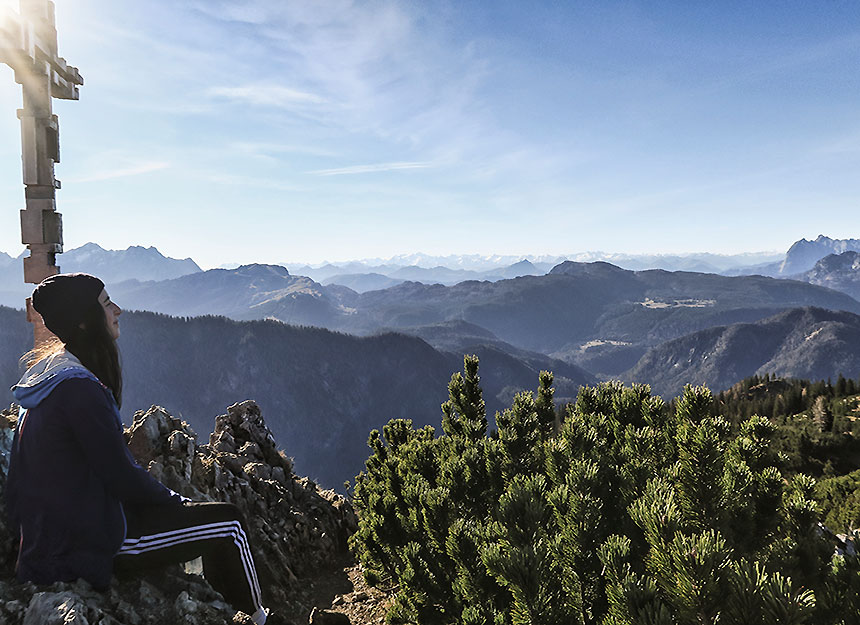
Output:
(713, 373), (860, 421)
(351, 358), (860, 624)
(711, 374), (860, 478)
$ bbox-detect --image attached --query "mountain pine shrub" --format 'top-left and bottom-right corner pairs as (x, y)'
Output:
(350, 357), (860, 624)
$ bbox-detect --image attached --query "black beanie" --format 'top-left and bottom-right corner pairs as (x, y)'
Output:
(32, 273), (105, 342)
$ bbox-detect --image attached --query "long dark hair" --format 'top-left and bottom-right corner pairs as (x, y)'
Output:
(61, 301), (123, 408)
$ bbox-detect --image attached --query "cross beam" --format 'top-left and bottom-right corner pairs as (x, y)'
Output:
(1, 0), (82, 343)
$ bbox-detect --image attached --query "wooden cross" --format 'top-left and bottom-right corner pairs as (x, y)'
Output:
(1, 0), (82, 344)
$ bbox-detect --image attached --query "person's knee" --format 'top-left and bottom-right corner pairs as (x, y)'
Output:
(221, 502), (249, 530)
(189, 501), (245, 524)
(206, 502), (251, 539)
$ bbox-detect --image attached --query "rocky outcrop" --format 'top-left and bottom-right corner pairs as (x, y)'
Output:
(0, 401), (357, 625)
(799, 251), (860, 300)
(780, 235), (860, 275)
(0, 573), (239, 625)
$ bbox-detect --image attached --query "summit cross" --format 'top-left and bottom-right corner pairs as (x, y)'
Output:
(0, 0), (82, 343)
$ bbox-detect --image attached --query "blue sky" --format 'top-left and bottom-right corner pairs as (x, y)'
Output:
(1, 0), (859, 268)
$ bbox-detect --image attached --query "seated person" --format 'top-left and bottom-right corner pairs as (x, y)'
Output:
(6, 273), (268, 625)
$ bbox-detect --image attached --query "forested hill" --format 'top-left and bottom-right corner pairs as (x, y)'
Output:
(625, 307), (860, 397)
(0, 306), (591, 488)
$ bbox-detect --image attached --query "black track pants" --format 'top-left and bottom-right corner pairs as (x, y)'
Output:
(114, 501), (264, 616)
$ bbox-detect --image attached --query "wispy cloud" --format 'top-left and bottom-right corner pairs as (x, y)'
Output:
(189, 1), (494, 160)
(309, 162), (432, 176)
(195, 172), (297, 190)
(231, 142), (340, 160)
(191, 0), (269, 25)
(68, 161), (169, 183)
(208, 85), (327, 108)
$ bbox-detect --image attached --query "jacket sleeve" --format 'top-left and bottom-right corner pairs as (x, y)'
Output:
(4, 425), (22, 532)
(58, 378), (182, 506)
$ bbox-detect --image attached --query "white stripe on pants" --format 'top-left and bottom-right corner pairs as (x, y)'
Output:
(114, 502), (263, 616)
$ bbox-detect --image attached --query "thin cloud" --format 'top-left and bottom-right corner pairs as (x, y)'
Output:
(68, 161), (169, 183)
(197, 172), (297, 191)
(232, 142), (339, 159)
(208, 85), (327, 108)
(309, 162), (432, 176)
(192, 0), (269, 25)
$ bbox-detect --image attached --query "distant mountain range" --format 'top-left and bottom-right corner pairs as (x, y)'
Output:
(3, 235), (860, 413)
(293, 252), (786, 288)
(114, 259), (858, 348)
(208, 235), (860, 290)
(583, 252), (783, 274)
(0, 243), (201, 308)
(302, 259), (548, 289)
(321, 273), (404, 293)
(724, 235), (860, 278)
(111, 264), (342, 323)
(60, 242), (201, 283)
(286, 253), (566, 274)
(725, 249), (860, 302)
(5, 236), (860, 484)
(2, 235), (854, 295)
(287, 251), (782, 277)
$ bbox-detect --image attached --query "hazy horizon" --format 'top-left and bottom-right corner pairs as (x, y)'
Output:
(0, 240), (789, 272)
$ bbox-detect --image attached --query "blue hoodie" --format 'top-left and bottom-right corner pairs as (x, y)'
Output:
(6, 350), (181, 589)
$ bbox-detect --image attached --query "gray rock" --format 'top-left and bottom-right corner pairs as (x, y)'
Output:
(309, 607), (351, 625)
(23, 592), (91, 625)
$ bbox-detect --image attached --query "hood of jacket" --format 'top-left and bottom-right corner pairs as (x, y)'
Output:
(11, 349), (99, 409)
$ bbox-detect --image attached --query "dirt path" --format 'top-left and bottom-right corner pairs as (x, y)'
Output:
(302, 556), (393, 624)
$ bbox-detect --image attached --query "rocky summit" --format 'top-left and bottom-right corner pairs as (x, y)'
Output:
(0, 400), (357, 625)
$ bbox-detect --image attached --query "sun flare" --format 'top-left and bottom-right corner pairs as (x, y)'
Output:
(0, 0), (18, 28)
